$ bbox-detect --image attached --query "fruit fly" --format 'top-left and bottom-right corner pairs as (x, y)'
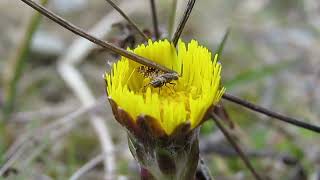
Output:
(137, 66), (179, 89)
(149, 72), (179, 88)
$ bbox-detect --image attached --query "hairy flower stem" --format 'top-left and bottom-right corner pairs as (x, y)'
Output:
(128, 129), (200, 180)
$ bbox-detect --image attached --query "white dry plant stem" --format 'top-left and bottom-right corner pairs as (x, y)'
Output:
(4, 98), (104, 159)
(56, 0), (145, 179)
(11, 102), (75, 123)
(0, 142), (28, 177)
(69, 153), (128, 180)
(69, 154), (104, 180)
(0, 97), (106, 176)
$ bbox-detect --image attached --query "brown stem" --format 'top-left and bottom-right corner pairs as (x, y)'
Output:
(222, 93), (320, 133)
(104, 0), (149, 41)
(211, 113), (263, 180)
(172, 0), (196, 46)
(150, 0), (160, 39)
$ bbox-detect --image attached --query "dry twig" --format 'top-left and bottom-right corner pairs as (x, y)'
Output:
(211, 113), (263, 180)
(222, 93), (320, 133)
(70, 154), (104, 180)
(168, 0), (178, 39)
(0, 97), (105, 177)
(172, 0), (196, 46)
(104, 0), (148, 41)
(150, 0), (160, 39)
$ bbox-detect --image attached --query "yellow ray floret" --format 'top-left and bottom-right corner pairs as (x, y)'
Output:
(105, 39), (225, 135)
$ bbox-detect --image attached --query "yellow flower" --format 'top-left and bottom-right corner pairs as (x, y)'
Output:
(105, 39), (225, 136)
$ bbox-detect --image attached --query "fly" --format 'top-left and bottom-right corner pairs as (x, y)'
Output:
(137, 66), (179, 89)
(148, 72), (179, 88)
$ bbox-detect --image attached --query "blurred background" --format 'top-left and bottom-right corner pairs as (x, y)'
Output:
(0, 0), (319, 179)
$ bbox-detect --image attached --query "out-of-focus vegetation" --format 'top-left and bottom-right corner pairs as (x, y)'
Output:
(1, 0), (319, 179)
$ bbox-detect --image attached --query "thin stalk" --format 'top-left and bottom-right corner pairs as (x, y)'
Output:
(211, 113), (263, 180)
(222, 93), (320, 133)
(172, 0), (196, 46)
(104, 0), (149, 41)
(3, 0), (49, 119)
(70, 154), (104, 180)
(20, 0), (174, 73)
(216, 27), (230, 58)
(150, 0), (160, 39)
(168, 0), (178, 39)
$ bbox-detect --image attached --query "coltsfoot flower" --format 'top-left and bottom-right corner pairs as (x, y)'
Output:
(105, 39), (224, 137)
(105, 39), (225, 179)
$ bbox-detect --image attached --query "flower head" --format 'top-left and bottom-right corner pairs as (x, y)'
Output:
(105, 39), (225, 137)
